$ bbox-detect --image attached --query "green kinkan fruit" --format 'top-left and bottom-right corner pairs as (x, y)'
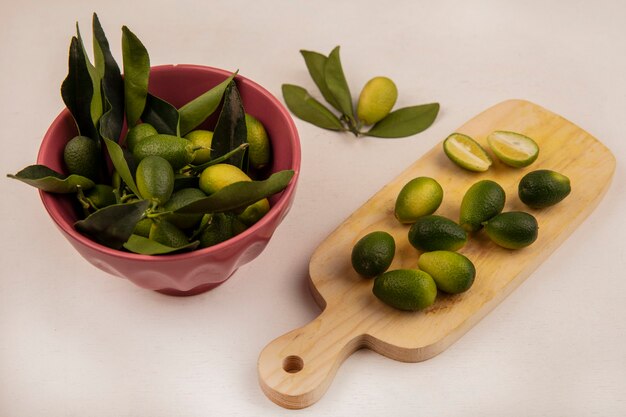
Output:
(418, 251), (476, 294)
(184, 129), (214, 165)
(85, 184), (116, 209)
(199, 213), (247, 248)
(162, 188), (206, 229)
(132, 134), (194, 170)
(408, 215), (467, 252)
(373, 269), (437, 311)
(443, 133), (492, 172)
(133, 218), (153, 238)
(135, 155), (175, 204)
(125, 123), (158, 152)
(199, 163), (251, 195)
(394, 177), (443, 224)
(518, 169), (571, 208)
(245, 114), (271, 169)
(487, 130), (539, 168)
(483, 211), (539, 249)
(357, 76), (398, 125)
(237, 198), (270, 226)
(459, 180), (506, 233)
(149, 220), (189, 248)
(351, 231), (396, 277)
(63, 135), (101, 181)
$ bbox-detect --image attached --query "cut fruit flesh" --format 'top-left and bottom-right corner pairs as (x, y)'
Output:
(443, 133), (492, 172)
(487, 131), (539, 167)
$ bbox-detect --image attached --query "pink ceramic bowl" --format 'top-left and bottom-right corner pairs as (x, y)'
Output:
(37, 65), (301, 296)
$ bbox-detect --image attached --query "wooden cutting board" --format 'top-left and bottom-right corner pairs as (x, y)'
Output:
(257, 99), (615, 409)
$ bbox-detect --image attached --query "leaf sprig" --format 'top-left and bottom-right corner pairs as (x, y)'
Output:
(283, 46), (440, 138)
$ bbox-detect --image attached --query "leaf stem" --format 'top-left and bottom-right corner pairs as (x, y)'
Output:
(113, 188), (122, 204)
(355, 119), (364, 131)
(120, 193), (137, 203)
(341, 115), (360, 137)
(75, 186), (92, 217)
(146, 210), (173, 219)
(183, 143), (249, 174)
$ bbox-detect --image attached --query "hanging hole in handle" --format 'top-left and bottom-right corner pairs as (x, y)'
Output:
(282, 355), (304, 373)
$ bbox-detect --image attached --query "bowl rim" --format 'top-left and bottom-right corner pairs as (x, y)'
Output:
(38, 64), (301, 263)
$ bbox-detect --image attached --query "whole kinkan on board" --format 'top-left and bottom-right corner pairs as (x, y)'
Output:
(350, 130), (572, 312)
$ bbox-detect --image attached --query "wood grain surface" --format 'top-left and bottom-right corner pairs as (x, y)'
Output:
(257, 99), (616, 409)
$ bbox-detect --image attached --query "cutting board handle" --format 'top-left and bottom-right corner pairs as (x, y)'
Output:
(257, 306), (364, 409)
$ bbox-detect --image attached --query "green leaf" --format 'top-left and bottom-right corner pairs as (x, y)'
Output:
(93, 20), (105, 77)
(175, 170), (294, 214)
(93, 13), (124, 142)
(211, 81), (247, 168)
(61, 37), (98, 139)
(365, 103), (440, 138)
(75, 200), (150, 250)
(100, 97), (121, 144)
(178, 71), (237, 136)
(282, 84), (343, 130)
(324, 46), (354, 120)
(103, 138), (141, 197)
(7, 165), (95, 193)
(121, 26), (150, 128)
(76, 23), (103, 130)
(123, 234), (199, 255)
(141, 93), (180, 136)
(299, 50), (340, 111)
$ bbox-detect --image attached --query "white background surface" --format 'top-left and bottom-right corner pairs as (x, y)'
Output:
(1, 1), (625, 416)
